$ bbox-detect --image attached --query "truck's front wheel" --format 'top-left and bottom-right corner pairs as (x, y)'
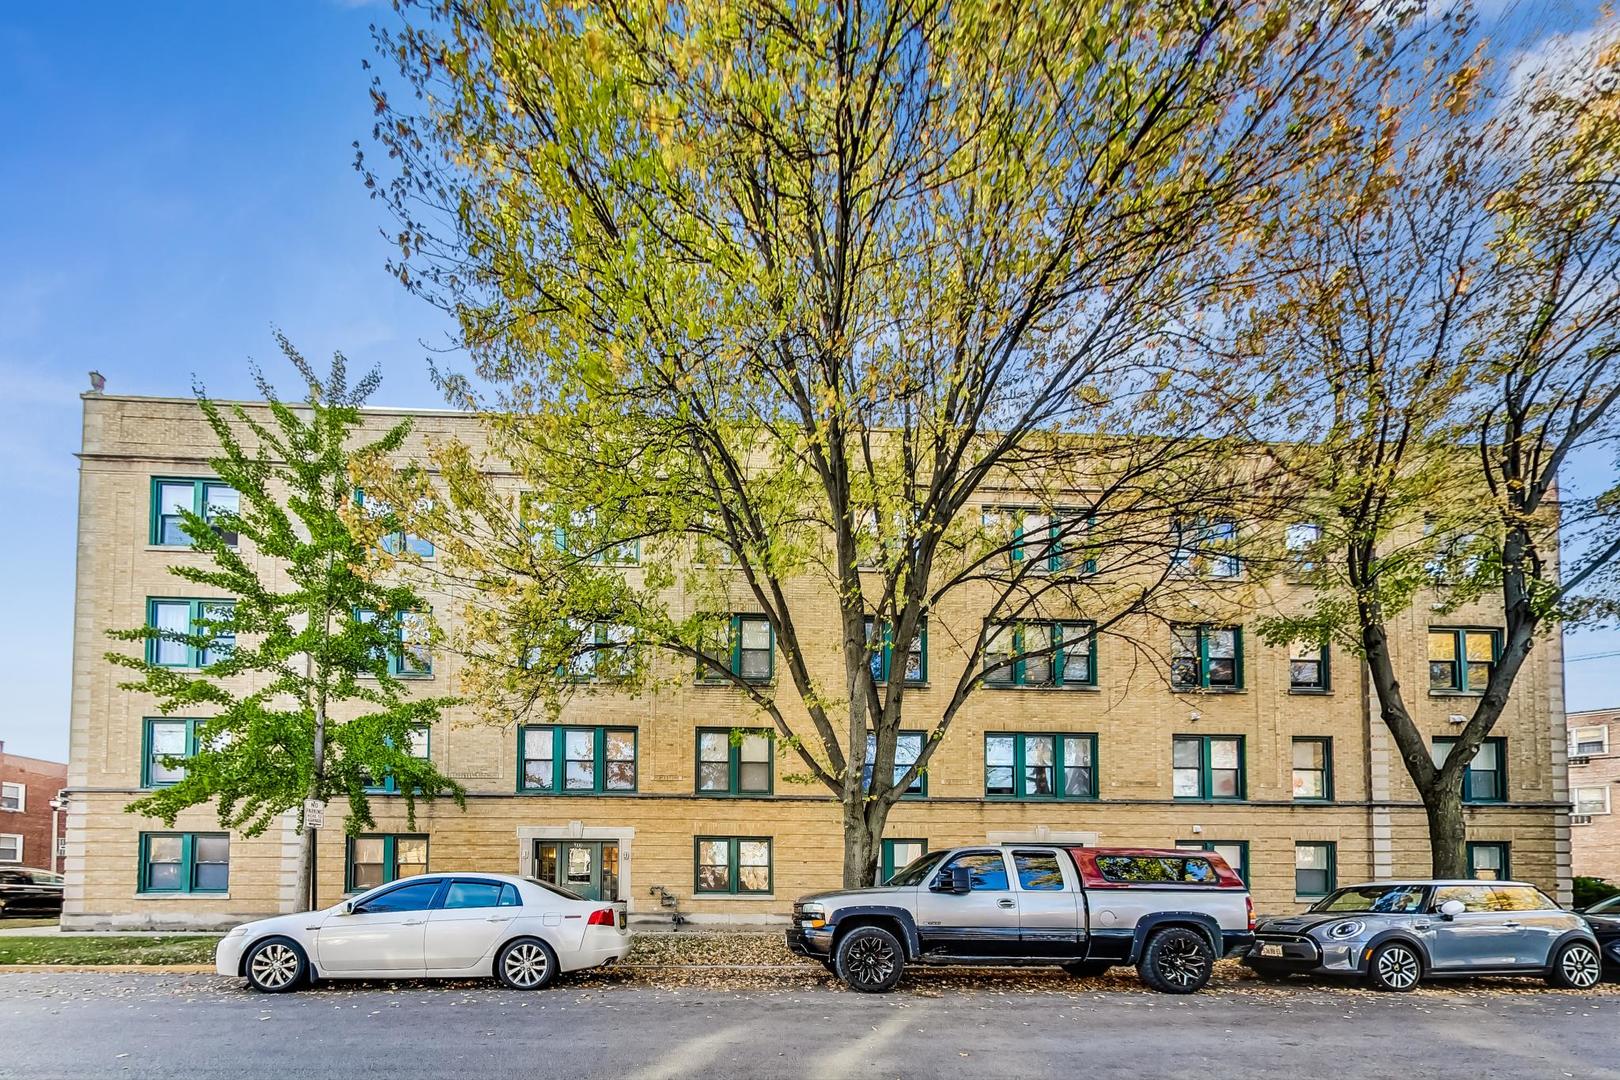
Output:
(835, 925), (905, 993)
(1136, 927), (1214, 994)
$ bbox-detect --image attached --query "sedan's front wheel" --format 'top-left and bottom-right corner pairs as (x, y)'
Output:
(1547, 941), (1603, 990)
(244, 937), (308, 993)
(1366, 941), (1422, 992)
(835, 925), (905, 993)
(495, 937), (559, 991)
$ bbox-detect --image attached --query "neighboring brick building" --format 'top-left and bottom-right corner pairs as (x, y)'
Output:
(0, 741), (68, 873)
(63, 392), (1577, 928)
(1569, 707), (1619, 882)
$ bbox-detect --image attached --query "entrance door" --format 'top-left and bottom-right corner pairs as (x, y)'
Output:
(534, 840), (620, 901)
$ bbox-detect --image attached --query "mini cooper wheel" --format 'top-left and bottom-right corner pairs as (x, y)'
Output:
(835, 925), (905, 993)
(1366, 941), (1422, 992)
(1137, 927), (1214, 994)
(495, 937), (559, 991)
(1061, 960), (1113, 979)
(244, 937), (308, 993)
(1547, 941), (1603, 990)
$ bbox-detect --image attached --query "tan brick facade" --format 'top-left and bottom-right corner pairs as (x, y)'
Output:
(1569, 707), (1620, 881)
(64, 393), (1576, 928)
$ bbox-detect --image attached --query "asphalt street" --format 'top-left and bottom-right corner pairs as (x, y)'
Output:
(0, 972), (1616, 1080)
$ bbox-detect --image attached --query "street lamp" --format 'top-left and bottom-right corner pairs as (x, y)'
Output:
(47, 790), (68, 875)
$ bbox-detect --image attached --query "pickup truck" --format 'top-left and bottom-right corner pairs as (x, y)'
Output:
(787, 845), (1254, 993)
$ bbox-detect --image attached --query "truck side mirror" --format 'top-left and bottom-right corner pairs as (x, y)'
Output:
(1438, 899), (1465, 920)
(950, 866), (973, 894)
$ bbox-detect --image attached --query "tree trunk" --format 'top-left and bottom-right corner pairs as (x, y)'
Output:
(841, 802), (884, 889)
(1420, 779), (1468, 878)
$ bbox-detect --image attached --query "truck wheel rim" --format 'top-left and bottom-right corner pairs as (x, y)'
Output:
(1160, 937), (1210, 987)
(1562, 946), (1600, 988)
(504, 943), (549, 988)
(846, 937), (897, 986)
(1377, 947), (1418, 989)
(250, 943), (299, 989)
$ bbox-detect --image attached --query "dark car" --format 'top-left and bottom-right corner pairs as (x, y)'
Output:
(0, 867), (64, 918)
(1579, 893), (1620, 980)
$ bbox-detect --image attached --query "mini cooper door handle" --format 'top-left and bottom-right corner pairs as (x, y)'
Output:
(1503, 922), (1521, 928)
(997, 898), (1015, 909)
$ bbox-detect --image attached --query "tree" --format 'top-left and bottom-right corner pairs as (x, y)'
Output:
(361, 0), (1396, 886)
(1242, 11), (1620, 877)
(110, 337), (464, 909)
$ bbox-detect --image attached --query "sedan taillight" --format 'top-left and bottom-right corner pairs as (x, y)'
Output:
(586, 907), (617, 927)
(1247, 896), (1256, 931)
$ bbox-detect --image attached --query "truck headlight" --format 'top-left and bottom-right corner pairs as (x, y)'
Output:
(800, 903), (826, 928)
(1326, 920), (1364, 939)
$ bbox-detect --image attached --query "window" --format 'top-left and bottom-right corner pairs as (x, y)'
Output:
(146, 598), (234, 668)
(694, 837), (772, 894)
(361, 725), (431, 794)
(1096, 854), (1218, 884)
(1574, 785), (1611, 816)
(1285, 521), (1322, 571)
(355, 608), (433, 676)
(0, 783), (22, 812)
(1428, 628), (1499, 692)
(982, 621), (1096, 688)
(1431, 884), (1497, 912)
(550, 507), (639, 565)
(0, 835), (20, 863)
(151, 478), (240, 547)
(1175, 840), (1249, 884)
(143, 718), (206, 787)
(1169, 625), (1242, 690)
(1171, 517), (1240, 578)
(1571, 726), (1610, 757)
(983, 507), (1094, 575)
(863, 617), (927, 685)
(138, 833), (229, 894)
(357, 879), (443, 913)
(1172, 735), (1245, 800)
(864, 732), (927, 797)
(698, 614), (774, 683)
(443, 880), (520, 909)
(1432, 737), (1506, 803)
(346, 834), (429, 893)
(1294, 842), (1336, 898)
(934, 850), (1010, 890)
(356, 489), (434, 558)
(563, 621), (632, 680)
(880, 839), (927, 883)
(1466, 842), (1509, 881)
(696, 729), (773, 795)
(984, 733), (1097, 799)
(1289, 641), (1329, 691)
(519, 726), (637, 794)
(1291, 738), (1333, 801)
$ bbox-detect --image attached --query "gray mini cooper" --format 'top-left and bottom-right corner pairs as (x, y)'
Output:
(1245, 880), (1603, 992)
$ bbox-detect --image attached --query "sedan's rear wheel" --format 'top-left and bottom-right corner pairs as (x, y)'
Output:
(1136, 927), (1213, 994)
(1547, 941), (1602, 990)
(244, 937), (308, 993)
(1366, 941), (1422, 992)
(835, 925), (905, 993)
(496, 937), (559, 991)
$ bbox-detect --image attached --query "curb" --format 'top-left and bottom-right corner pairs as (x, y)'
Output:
(0, 964), (216, 974)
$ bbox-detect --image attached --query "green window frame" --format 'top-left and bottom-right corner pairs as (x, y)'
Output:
(346, 834), (429, 893)
(142, 718), (203, 788)
(518, 726), (638, 794)
(146, 598), (235, 669)
(1291, 737), (1333, 802)
(697, 614), (774, 684)
(150, 477), (240, 547)
(984, 732), (1098, 800)
(1432, 737), (1507, 803)
(354, 488), (434, 558)
(1169, 624), (1243, 690)
(693, 836), (772, 895)
(864, 731), (928, 798)
(137, 832), (229, 894)
(1172, 735), (1246, 801)
(1427, 627), (1501, 693)
(863, 617), (927, 685)
(1294, 841), (1336, 898)
(880, 838), (927, 883)
(561, 620), (633, 681)
(1288, 640), (1330, 692)
(982, 621), (1097, 688)
(1466, 841), (1510, 881)
(695, 728), (773, 795)
(1176, 839), (1250, 885)
(1171, 517), (1241, 578)
(354, 608), (434, 677)
(362, 725), (431, 794)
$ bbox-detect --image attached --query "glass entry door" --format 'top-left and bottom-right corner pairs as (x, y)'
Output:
(534, 840), (620, 901)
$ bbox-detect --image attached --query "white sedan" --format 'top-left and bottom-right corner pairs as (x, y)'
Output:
(215, 873), (631, 992)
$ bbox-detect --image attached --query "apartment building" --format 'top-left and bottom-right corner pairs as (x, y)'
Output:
(0, 741), (69, 874)
(63, 392), (1576, 928)
(1569, 707), (1619, 881)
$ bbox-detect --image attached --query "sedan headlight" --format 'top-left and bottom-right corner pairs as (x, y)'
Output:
(1326, 920), (1365, 939)
(222, 925), (248, 939)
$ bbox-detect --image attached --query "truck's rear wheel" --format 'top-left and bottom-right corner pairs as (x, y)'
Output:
(835, 925), (905, 993)
(1136, 927), (1213, 994)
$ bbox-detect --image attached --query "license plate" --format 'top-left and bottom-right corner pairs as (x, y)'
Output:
(1259, 943), (1285, 958)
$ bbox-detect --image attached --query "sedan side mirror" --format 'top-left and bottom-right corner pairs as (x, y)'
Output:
(340, 900), (357, 916)
(1438, 899), (1465, 920)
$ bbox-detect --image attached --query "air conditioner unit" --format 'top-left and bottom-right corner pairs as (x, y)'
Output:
(1447, 714), (1467, 725)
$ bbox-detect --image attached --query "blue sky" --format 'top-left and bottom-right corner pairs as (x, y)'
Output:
(1, 2), (1615, 760)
